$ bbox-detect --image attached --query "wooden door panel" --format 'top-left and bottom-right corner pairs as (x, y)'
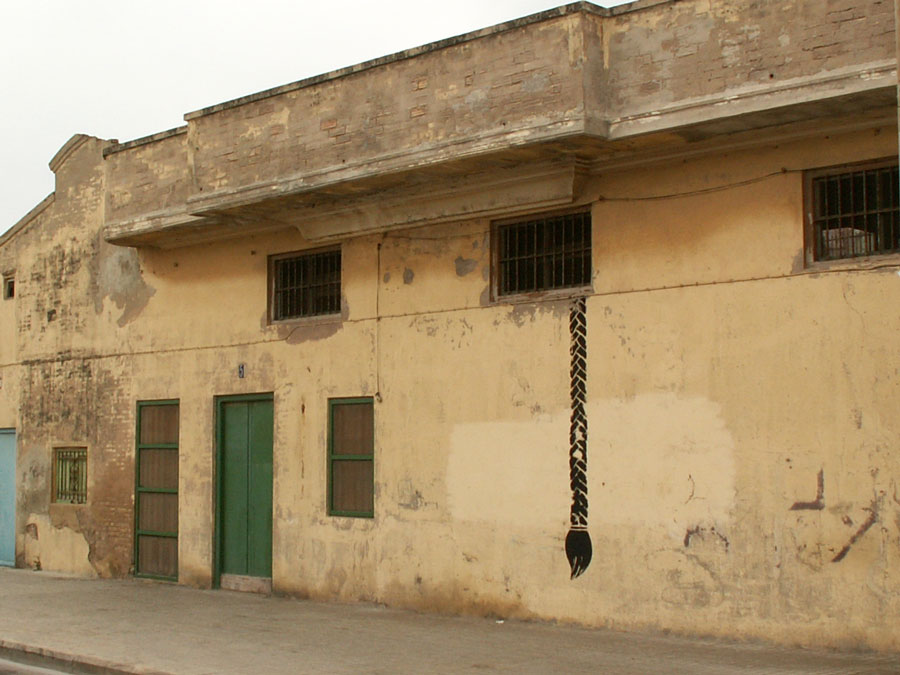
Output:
(247, 400), (273, 578)
(135, 402), (179, 580)
(219, 397), (273, 580)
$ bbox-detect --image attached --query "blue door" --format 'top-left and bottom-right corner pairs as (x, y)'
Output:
(0, 429), (15, 566)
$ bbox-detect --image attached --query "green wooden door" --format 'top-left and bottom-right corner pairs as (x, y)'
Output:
(218, 396), (273, 579)
(135, 401), (179, 580)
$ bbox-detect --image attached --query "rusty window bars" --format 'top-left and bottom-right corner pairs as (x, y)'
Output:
(495, 210), (592, 297)
(53, 448), (87, 504)
(809, 161), (900, 261)
(270, 248), (341, 321)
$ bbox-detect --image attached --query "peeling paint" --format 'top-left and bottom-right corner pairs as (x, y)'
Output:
(505, 299), (568, 327)
(92, 237), (155, 327)
(281, 320), (343, 344)
(454, 256), (478, 277)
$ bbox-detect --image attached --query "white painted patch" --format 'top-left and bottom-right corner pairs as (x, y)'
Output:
(24, 514), (96, 577)
(587, 394), (736, 541)
(447, 393), (735, 542)
(447, 415), (569, 530)
(447, 394), (735, 541)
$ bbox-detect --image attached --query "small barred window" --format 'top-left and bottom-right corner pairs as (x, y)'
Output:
(495, 210), (592, 296)
(809, 162), (899, 261)
(270, 248), (341, 321)
(53, 448), (87, 504)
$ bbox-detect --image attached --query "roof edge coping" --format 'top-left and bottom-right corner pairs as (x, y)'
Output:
(183, 2), (607, 121)
(48, 134), (94, 173)
(103, 126), (188, 158)
(0, 193), (55, 248)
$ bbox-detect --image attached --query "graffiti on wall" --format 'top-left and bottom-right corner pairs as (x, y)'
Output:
(566, 296), (592, 579)
(787, 468), (885, 564)
(789, 469), (825, 511)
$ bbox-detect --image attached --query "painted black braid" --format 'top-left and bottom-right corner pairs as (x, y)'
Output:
(568, 296), (588, 530)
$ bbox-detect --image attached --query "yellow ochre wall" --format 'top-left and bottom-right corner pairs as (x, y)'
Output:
(3, 124), (899, 650)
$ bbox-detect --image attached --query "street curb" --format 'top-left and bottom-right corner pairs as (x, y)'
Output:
(0, 640), (172, 675)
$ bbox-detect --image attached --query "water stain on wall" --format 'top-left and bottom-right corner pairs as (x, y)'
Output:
(92, 237), (155, 326)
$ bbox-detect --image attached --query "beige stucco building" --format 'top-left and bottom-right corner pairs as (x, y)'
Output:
(1, 0), (899, 650)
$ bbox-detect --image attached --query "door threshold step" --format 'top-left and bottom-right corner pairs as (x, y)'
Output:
(220, 574), (272, 594)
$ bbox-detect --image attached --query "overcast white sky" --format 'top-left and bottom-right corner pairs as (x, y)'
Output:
(0, 0), (632, 235)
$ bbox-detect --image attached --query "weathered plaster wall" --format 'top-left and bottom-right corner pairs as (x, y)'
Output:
(13, 124), (889, 646)
(4, 122), (899, 647)
(103, 11), (588, 228)
(604, 0), (896, 116)
(8, 137), (139, 575)
(186, 14), (584, 195)
(104, 129), (191, 226)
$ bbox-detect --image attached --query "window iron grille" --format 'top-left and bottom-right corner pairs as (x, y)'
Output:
(54, 448), (87, 504)
(811, 163), (900, 261)
(496, 211), (592, 296)
(271, 249), (341, 320)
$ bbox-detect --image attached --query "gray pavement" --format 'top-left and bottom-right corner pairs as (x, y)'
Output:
(0, 568), (897, 675)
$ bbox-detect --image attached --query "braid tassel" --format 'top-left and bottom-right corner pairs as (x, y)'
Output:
(565, 296), (592, 579)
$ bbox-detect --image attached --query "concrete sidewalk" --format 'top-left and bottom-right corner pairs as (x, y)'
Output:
(0, 568), (897, 675)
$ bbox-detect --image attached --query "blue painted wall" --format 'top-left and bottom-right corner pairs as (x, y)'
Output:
(0, 429), (15, 566)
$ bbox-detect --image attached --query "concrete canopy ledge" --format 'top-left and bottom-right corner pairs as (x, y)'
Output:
(105, 158), (588, 248)
(101, 0), (898, 249)
(607, 61), (898, 140)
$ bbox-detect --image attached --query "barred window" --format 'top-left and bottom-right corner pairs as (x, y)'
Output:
(494, 210), (592, 296)
(808, 161), (900, 262)
(53, 448), (87, 504)
(269, 248), (341, 321)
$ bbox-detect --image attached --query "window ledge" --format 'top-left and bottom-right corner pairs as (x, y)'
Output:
(804, 252), (900, 273)
(493, 285), (593, 306)
(267, 313), (343, 329)
(327, 513), (376, 523)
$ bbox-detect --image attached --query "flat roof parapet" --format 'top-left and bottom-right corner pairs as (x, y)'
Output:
(103, 126), (188, 158)
(99, 0), (897, 249)
(182, 2), (615, 121)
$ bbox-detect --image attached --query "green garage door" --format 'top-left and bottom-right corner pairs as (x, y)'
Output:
(217, 395), (273, 582)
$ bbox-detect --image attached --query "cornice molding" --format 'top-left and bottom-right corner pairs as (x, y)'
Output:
(0, 193), (55, 248)
(48, 134), (93, 174)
